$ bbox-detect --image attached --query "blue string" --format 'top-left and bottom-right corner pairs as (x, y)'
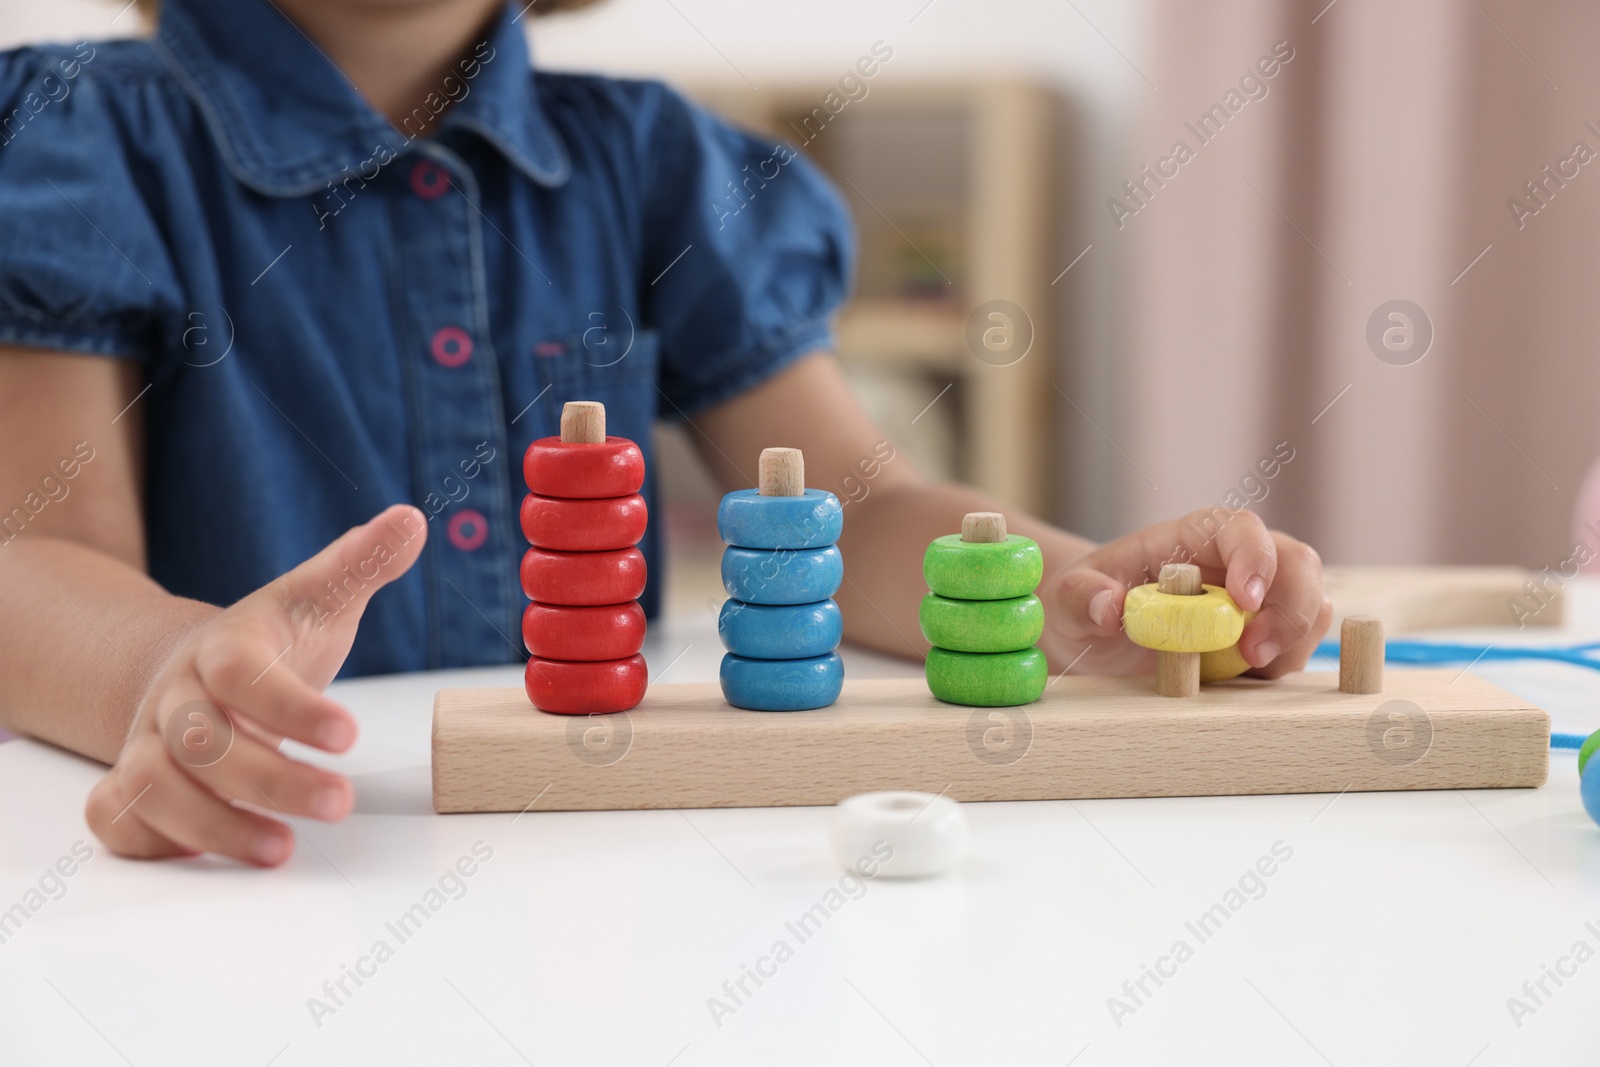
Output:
(1315, 638), (1600, 752)
(1314, 638), (1600, 672)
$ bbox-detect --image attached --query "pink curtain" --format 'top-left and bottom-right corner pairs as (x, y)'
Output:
(1118, 0), (1600, 570)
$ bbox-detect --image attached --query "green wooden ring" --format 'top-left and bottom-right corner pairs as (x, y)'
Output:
(919, 593), (1044, 653)
(925, 646), (1047, 707)
(922, 534), (1043, 601)
(1580, 729), (1600, 776)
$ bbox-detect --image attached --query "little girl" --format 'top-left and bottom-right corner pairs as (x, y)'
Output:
(0, 0), (1330, 866)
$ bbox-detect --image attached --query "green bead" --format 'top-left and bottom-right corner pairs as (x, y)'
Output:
(922, 534), (1043, 600)
(1581, 730), (1600, 776)
(925, 646), (1047, 707)
(919, 593), (1044, 653)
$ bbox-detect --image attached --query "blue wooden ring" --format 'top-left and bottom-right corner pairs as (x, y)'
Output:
(717, 489), (843, 550)
(1583, 760), (1600, 828)
(721, 545), (843, 605)
(720, 651), (845, 711)
(719, 598), (842, 660)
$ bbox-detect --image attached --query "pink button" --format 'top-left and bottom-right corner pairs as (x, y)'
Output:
(410, 160), (450, 200)
(430, 327), (473, 368)
(447, 508), (489, 551)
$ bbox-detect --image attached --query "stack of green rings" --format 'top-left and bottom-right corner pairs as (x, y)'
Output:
(920, 518), (1048, 707)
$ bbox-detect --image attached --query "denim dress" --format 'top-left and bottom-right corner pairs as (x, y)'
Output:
(0, 0), (853, 675)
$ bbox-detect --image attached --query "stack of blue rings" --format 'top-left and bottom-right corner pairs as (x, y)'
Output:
(717, 485), (845, 711)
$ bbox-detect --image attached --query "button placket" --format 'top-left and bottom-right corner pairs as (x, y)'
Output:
(396, 146), (516, 666)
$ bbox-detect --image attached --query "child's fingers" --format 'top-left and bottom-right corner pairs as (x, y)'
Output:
(85, 768), (191, 860)
(1198, 509), (1278, 613)
(1240, 533), (1326, 670)
(192, 628), (357, 752)
(233, 713), (284, 750)
(184, 725), (353, 822)
(1249, 596), (1334, 678)
(274, 504), (428, 624)
(113, 734), (294, 866)
(1047, 566), (1129, 639)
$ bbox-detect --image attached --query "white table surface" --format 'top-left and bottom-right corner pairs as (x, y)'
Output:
(4, 585), (1600, 1067)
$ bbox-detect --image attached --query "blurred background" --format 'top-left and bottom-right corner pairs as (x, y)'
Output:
(9, 0), (1600, 600)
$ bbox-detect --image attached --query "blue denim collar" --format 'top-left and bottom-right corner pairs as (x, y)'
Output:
(152, 0), (570, 197)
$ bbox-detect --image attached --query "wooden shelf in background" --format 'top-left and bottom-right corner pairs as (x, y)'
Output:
(684, 79), (1060, 515)
(836, 299), (966, 370)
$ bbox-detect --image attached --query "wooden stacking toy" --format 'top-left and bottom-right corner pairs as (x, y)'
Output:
(921, 512), (1047, 707)
(438, 563), (1548, 812)
(519, 401), (648, 714)
(717, 447), (845, 711)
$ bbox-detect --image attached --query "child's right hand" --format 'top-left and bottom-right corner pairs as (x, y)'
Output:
(84, 505), (427, 866)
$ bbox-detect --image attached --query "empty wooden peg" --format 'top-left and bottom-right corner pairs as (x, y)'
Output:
(758, 447), (804, 497)
(1155, 563), (1203, 698)
(961, 512), (1007, 543)
(560, 401), (606, 444)
(1339, 615), (1384, 694)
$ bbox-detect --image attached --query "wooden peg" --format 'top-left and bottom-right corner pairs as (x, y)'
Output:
(1155, 563), (1202, 698)
(560, 401), (605, 444)
(960, 512), (1007, 543)
(1158, 562), (1202, 596)
(1339, 615), (1384, 694)
(758, 448), (805, 497)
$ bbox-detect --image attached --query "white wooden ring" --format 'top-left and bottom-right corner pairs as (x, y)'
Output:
(830, 791), (968, 879)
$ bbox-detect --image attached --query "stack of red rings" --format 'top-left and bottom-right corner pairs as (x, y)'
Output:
(519, 402), (649, 714)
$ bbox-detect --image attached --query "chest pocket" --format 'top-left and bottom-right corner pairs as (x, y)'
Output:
(531, 321), (660, 444)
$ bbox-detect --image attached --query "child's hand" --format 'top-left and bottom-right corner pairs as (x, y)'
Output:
(84, 506), (427, 866)
(1039, 508), (1331, 679)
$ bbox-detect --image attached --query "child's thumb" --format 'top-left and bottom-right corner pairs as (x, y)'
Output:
(277, 505), (429, 621)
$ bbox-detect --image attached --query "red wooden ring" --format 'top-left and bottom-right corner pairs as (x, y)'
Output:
(523, 436), (645, 499)
(525, 654), (647, 715)
(523, 601), (646, 661)
(521, 546), (647, 606)
(520, 492), (647, 551)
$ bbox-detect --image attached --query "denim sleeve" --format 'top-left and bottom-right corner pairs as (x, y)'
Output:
(0, 47), (180, 360)
(638, 86), (855, 418)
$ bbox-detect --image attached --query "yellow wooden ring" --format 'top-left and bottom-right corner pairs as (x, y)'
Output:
(1199, 610), (1259, 681)
(1122, 583), (1245, 653)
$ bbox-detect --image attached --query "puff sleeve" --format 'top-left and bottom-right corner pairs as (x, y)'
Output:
(0, 45), (181, 360)
(637, 86), (855, 416)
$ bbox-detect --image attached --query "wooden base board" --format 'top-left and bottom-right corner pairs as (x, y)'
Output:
(431, 670), (1548, 813)
(1323, 565), (1561, 632)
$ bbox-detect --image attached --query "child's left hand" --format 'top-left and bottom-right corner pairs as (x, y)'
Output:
(1038, 508), (1332, 678)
